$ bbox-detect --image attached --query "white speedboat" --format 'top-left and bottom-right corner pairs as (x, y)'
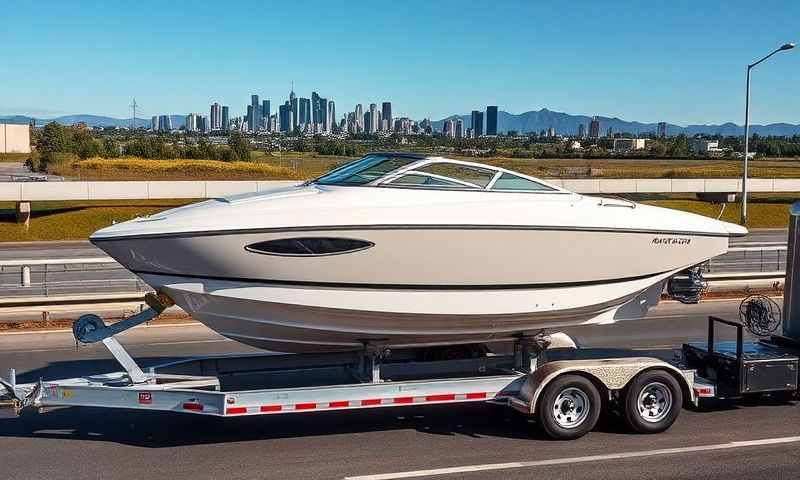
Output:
(91, 153), (747, 352)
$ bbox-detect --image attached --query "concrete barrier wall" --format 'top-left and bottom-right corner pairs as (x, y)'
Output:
(0, 178), (796, 201)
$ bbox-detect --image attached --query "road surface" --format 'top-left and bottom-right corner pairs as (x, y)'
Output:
(1, 298), (797, 480)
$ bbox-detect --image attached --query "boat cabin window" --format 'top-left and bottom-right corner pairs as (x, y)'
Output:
(490, 172), (555, 191)
(411, 163), (495, 188)
(315, 154), (417, 186)
(385, 173), (473, 188)
(246, 237), (374, 256)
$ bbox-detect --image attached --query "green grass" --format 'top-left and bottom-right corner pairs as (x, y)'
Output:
(641, 199), (792, 228)
(0, 200), (193, 242)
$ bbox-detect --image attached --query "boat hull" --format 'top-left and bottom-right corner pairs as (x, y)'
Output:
(142, 270), (671, 353)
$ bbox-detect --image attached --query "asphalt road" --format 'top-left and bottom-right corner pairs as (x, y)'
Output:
(1, 298), (798, 480)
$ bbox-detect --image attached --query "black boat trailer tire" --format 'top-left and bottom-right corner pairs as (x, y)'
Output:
(622, 369), (683, 434)
(536, 374), (602, 440)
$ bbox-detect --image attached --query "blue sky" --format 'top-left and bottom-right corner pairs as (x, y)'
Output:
(2, 0), (798, 125)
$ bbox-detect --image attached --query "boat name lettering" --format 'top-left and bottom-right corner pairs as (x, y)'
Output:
(652, 237), (691, 245)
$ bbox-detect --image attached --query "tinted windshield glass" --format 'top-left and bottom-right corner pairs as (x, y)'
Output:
(315, 155), (417, 185)
(414, 163), (495, 188)
(491, 172), (554, 191)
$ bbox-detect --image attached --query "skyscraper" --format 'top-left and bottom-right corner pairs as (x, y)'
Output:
(289, 88), (297, 130)
(262, 100), (271, 122)
(279, 102), (290, 133)
(320, 98), (329, 132)
(250, 95), (261, 132)
(327, 101), (336, 133)
(185, 113), (197, 132)
(221, 106), (230, 131)
(657, 122), (667, 138)
(354, 104), (363, 132)
(577, 123), (586, 138)
(381, 102), (392, 132)
(246, 105), (254, 132)
(311, 92), (321, 129)
(589, 116), (600, 138)
(485, 106), (498, 136)
(369, 103), (378, 133)
(364, 111), (372, 133)
(151, 116), (158, 131)
(210, 103), (221, 130)
(299, 98), (311, 126)
(471, 110), (484, 137)
(455, 119), (464, 138)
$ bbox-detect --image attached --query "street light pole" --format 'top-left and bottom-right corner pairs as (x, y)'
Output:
(741, 43), (795, 225)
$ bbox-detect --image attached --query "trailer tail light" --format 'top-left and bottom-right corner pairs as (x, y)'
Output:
(226, 406), (247, 415)
(183, 402), (203, 411)
(694, 386), (714, 397)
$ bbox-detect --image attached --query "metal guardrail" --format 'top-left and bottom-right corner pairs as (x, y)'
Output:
(0, 246), (789, 303)
(0, 257), (149, 298)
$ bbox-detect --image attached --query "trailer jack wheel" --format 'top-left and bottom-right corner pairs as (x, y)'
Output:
(623, 370), (682, 434)
(537, 374), (601, 440)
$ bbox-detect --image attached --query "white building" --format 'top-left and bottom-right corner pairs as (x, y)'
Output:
(0, 124), (31, 153)
(689, 138), (723, 154)
(613, 138), (647, 152)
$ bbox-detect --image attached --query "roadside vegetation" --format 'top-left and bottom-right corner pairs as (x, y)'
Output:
(0, 200), (193, 242)
(0, 194), (793, 243)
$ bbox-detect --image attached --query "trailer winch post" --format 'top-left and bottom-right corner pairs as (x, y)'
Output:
(783, 201), (800, 340)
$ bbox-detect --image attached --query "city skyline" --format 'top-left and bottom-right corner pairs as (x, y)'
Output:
(2, 1), (798, 125)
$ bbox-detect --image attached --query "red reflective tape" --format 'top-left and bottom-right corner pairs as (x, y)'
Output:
(393, 397), (414, 404)
(226, 406), (247, 415)
(328, 401), (350, 408)
(425, 394), (456, 402)
(260, 405), (282, 412)
(183, 403), (203, 411)
(466, 392), (488, 399)
(295, 403), (317, 410)
(361, 398), (382, 406)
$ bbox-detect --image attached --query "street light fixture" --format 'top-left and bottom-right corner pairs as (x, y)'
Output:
(741, 42), (795, 225)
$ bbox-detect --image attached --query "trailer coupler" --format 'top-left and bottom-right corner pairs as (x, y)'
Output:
(0, 369), (42, 414)
(72, 292), (174, 344)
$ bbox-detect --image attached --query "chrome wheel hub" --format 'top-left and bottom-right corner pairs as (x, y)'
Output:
(552, 387), (590, 428)
(637, 382), (672, 423)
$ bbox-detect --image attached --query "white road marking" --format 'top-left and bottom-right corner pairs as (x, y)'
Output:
(344, 436), (800, 480)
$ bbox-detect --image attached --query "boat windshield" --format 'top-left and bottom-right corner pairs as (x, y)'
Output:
(314, 154), (418, 186)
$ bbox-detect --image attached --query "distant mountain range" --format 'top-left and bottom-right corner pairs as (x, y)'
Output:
(433, 108), (800, 137)
(2, 108), (799, 136)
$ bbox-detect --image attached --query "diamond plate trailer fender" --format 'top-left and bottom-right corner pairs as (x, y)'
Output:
(509, 357), (697, 414)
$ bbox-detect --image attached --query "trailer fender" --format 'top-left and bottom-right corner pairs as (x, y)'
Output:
(514, 357), (695, 415)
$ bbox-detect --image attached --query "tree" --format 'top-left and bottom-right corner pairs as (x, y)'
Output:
(227, 132), (251, 161)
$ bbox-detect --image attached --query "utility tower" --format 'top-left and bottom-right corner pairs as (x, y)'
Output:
(130, 98), (138, 129)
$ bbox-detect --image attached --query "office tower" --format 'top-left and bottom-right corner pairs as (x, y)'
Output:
(246, 105), (254, 132)
(589, 116), (600, 138)
(364, 111), (372, 133)
(354, 104), (363, 132)
(151, 116), (158, 131)
(298, 98), (311, 126)
(210, 103), (221, 130)
(318, 97), (328, 132)
(327, 101), (335, 133)
(289, 90), (298, 130)
(455, 119), (464, 138)
(578, 123), (586, 138)
(377, 111), (382, 132)
(471, 110), (484, 136)
(547, 127), (556, 137)
(250, 95), (261, 132)
(658, 122), (667, 138)
(369, 103), (378, 133)
(157, 114), (171, 132)
(485, 106), (498, 136)
(200, 115), (209, 133)
(311, 92), (321, 128)
(279, 102), (290, 133)
(262, 100), (271, 122)
(221, 106), (230, 131)
(381, 102), (392, 132)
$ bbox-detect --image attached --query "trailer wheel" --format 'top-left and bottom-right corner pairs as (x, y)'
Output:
(623, 370), (682, 434)
(537, 374), (601, 440)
